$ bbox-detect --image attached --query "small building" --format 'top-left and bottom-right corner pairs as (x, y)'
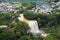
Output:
(31, 4), (53, 14)
(56, 2), (60, 10)
(0, 2), (19, 13)
(40, 4), (53, 13)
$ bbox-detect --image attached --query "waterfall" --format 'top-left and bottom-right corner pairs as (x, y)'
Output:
(28, 21), (40, 34)
(18, 14), (49, 37)
(28, 20), (49, 37)
(18, 14), (40, 34)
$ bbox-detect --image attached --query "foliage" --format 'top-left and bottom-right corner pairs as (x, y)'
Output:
(0, 20), (29, 40)
(24, 11), (39, 20)
(12, 2), (22, 7)
(0, 13), (19, 25)
(0, 2), (60, 40)
(0, 29), (16, 40)
(24, 10), (60, 36)
(0, 13), (13, 25)
(14, 20), (29, 35)
(0, 20), (43, 40)
(22, 2), (36, 10)
(45, 35), (58, 40)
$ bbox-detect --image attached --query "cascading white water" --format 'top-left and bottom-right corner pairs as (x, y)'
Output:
(18, 14), (49, 37)
(28, 21), (40, 34)
(18, 14), (40, 34)
(18, 14), (24, 21)
(28, 21), (49, 37)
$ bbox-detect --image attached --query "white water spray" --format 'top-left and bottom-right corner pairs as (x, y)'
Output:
(28, 21), (40, 34)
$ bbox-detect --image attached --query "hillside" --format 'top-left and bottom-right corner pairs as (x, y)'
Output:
(0, 0), (57, 3)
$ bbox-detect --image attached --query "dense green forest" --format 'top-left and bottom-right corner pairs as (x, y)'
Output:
(0, 10), (60, 40)
(0, 0), (60, 40)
